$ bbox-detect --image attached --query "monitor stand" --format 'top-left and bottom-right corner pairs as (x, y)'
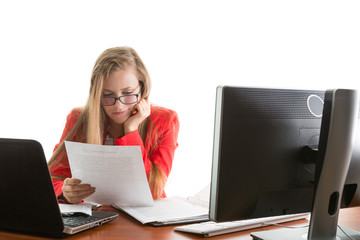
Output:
(252, 89), (360, 240)
(251, 226), (360, 240)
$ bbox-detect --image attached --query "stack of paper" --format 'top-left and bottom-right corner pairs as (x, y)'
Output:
(113, 196), (209, 226)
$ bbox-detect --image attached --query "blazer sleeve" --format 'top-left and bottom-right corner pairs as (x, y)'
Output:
(48, 109), (81, 197)
(113, 109), (180, 178)
(149, 111), (179, 177)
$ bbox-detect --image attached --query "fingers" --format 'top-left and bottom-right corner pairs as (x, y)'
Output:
(62, 178), (95, 203)
(125, 100), (150, 134)
(122, 98), (151, 135)
(133, 99), (151, 116)
(64, 190), (95, 204)
(64, 178), (81, 185)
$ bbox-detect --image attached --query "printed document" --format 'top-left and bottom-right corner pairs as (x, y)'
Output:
(112, 196), (209, 226)
(65, 141), (154, 207)
(59, 203), (92, 216)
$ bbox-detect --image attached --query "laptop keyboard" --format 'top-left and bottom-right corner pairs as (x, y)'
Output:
(62, 213), (101, 227)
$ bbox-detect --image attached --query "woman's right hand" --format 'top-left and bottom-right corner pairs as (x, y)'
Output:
(61, 178), (95, 203)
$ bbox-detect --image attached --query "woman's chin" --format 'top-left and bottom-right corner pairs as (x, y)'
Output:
(111, 115), (130, 125)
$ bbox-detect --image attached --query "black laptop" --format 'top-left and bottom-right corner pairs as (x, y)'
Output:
(0, 138), (119, 238)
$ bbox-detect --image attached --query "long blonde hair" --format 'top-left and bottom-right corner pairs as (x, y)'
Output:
(48, 46), (166, 199)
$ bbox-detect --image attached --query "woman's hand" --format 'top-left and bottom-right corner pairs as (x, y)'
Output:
(61, 178), (95, 204)
(124, 98), (151, 134)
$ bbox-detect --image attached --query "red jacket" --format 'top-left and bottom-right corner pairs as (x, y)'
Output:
(49, 105), (179, 198)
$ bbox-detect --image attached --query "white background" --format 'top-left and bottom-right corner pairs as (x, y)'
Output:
(1, 0), (359, 197)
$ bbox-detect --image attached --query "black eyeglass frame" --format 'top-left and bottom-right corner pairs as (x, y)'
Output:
(101, 93), (140, 106)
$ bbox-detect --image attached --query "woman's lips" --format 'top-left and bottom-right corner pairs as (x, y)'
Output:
(113, 110), (127, 116)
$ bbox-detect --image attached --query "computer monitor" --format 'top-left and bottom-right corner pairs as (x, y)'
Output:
(209, 86), (360, 239)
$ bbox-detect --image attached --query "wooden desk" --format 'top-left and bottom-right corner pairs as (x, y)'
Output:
(1, 206), (360, 240)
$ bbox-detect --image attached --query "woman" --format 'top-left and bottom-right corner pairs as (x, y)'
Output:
(48, 47), (179, 203)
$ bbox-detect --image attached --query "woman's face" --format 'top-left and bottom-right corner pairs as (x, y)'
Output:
(101, 69), (141, 125)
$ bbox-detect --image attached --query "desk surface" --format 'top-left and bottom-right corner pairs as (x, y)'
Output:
(1, 206), (360, 240)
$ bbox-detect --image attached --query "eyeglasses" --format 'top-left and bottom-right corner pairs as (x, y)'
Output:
(101, 93), (140, 106)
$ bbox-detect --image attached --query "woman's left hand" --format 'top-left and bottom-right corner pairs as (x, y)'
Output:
(124, 98), (151, 134)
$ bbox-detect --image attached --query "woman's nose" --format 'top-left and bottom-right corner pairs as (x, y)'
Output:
(114, 98), (124, 107)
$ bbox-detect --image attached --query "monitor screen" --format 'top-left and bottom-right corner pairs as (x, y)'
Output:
(209, 86), (360, 223)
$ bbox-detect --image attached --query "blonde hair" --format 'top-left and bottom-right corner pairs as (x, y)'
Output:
(48, 46), (166, 199)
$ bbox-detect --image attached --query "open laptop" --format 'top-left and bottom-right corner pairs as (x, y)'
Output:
(0, 138), (119, 238)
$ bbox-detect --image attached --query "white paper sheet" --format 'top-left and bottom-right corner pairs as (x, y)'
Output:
(113, 196), (209, 225)
(65, 141), (154, 207)
(59, 203), (92, 216)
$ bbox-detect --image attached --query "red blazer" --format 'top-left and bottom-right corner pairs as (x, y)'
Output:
(49, 105), (179, 198)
